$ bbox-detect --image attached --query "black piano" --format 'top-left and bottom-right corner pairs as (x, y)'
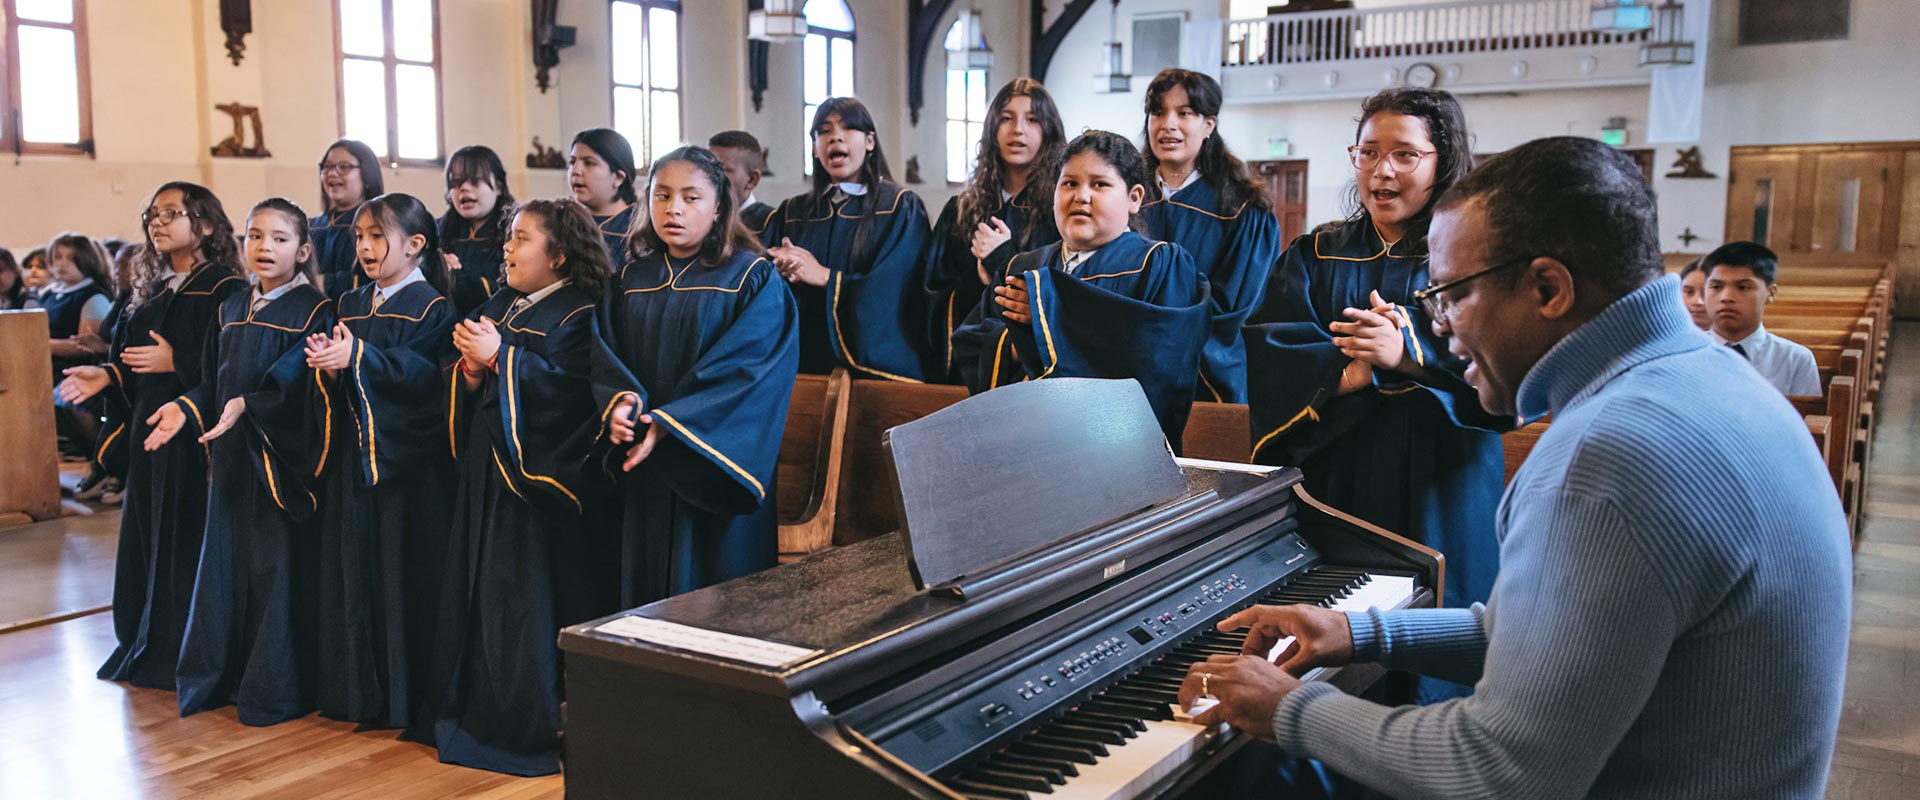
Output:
(559, 380), (1441, 799)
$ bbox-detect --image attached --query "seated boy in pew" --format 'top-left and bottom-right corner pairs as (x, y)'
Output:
(1705, 241), (1821, 396)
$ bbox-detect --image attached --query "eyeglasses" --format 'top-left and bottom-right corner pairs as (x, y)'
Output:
(141, 208), (192, 227)
(1347, 146), (1436, 174)
(318, 161), (360, 176)
(1412, 257), (1533, 323)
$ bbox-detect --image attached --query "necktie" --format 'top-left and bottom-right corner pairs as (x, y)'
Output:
(372, 290), (386, 312)
(1728, 342), (1749, 360)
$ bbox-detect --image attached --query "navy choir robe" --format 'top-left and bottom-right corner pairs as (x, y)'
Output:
(1244, 219), (1507, 612)
(740, 200), (776, 236)
(421, 282), (612, 776)
(924, 190), (1060, 382)
(440, 213), (505, 317)
(96, 263), (246, 689)
(591, 249), (800, 606)
(314, 281), (458, 728)
(759, 184), (934, 381)
(174, 280), (334, 726)
(594, 205), (638, 272)
(1143, 179), (1282, 403)
(950, 232), (1211, 450)
(311, 209), (365, 302)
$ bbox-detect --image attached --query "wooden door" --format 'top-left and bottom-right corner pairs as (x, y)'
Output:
(1808, 151), (1897, 257)
(1725, 152), (1806, 253)
(1250, 159), (1309, 242)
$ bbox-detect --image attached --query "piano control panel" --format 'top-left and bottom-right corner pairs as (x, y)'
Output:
(874, 531), (1326, 774)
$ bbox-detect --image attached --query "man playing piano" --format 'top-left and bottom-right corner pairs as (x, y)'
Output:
(1183, 137), (1851, 799)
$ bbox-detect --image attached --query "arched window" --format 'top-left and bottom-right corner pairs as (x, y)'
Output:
(610, 0), (682, 164)
(801, 0), (854, 176)
(335, 0), (443, 163)
(2, 0), (95, 155)
(944, 15), (988, 183)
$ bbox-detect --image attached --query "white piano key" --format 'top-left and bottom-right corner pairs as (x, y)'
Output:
(1043, 719), (1220, 800)
(1265, 573), (1417, 664)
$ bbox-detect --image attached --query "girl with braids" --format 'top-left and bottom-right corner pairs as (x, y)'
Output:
(925, 77), (1067, 382)
(148, 197), (334, 724)
(312, 139), (385, 301)
(417, 198), (615, 776)
(595, 145), (799, 607)
(305, 193), (458, 728)
(1140, 69), (1282, 403)
(1245, 87), (1506, 628)
(60, 182), (246, 690)
(761, 96), (934, 381)
(438, 146), (515, 316)
(951, 131), (1210, 449)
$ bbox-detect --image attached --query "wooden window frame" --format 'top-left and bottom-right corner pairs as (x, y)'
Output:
(331, 0), (446, 166)
(608, 0), (682, 165)
(1, 0), (96, 157)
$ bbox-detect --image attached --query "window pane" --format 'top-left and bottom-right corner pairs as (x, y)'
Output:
(650, 89), (680, 163)
(945, 18), (963, 50)
(614, 86), (648, 158)
(18, 26), (80, 143)
(392, 0), (435, 63)
(947, 120), (967, 183)
(831, 37), (854, 96)
(395, 64), (438, 159)
(945, 69), (964, 121)
(966, 69), (987, 121)
(650, 8), (679, 90)
(804, 0), (854, 32)
(339, 0), (385, 57)
(342, 58), (389, 157)
(610, 2), (644, 87)
(803, 103), (818, 176)
(803, 34), (827, 103)
(15, 0), (73, 24)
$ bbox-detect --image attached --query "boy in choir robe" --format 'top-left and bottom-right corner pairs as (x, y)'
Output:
(1679, 255), (1710, 330)
(1244, 88), (1506, 623)
(709, 129), (777, 234)
(417, 198), (615, 777)
(312, 139), (384, 301)
(61, 182), (246, 691)
(951, 130), (1210, 450)
(925, 78), (1066, 383)
(761, 96), (935, 381)
(570, 128), (640, 271)
(438, 146), (515, 317)
(595, 146), (800, 606)
(1704, 241), (1822, 396)
(1140, 70), (1283, 404)
(148, 197), (334, 725)
(305, 193), (458, 729)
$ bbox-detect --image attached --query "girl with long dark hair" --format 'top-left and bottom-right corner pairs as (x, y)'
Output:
(761, 96), (934, 381)
(439, 146), (515, 316)
(1245, 87), (1504, 630)
(1140, 69), (1282, 403)
(313, 139), (385, 300)
(569, 128), (640, 270)
(925, 77), (1067, 381)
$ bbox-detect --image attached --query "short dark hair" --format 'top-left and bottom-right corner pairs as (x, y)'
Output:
(1700, 241), (1779, 285)
(707, 130), (767, 172)
(1678, 255), (1707, 279)
(1435, 136), (1661, 299)
(1063, 130), (1151, 233)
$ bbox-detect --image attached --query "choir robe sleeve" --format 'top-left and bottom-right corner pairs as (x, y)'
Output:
(1244, 239), (1372, 466)
(1197, 208), (1281, 404)
(591, 263), (802, 515)
(343, 297), (459, 485)
(824, 190), (936, 382)
(238, 299), (336, 520)
(169, 306), (228, 446)
(948, 287), (1024, 395)
(922, 198), (972, 374)
(493, 303), (607, 516)
(1001, 244), (1212, 450)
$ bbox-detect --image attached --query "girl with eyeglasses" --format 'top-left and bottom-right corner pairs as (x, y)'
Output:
(313, 139), (386, 301)
(59, 182), (248, 691)
(1243, 88), (1506, 641)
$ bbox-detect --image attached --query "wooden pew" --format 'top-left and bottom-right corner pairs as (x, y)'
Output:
(775, 369), (851, 562)
(1503, 421), (1550, 484)
(0, 310), (61, 522)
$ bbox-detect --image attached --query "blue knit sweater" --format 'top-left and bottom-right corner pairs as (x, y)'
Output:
(1270, 275), (1853, 799)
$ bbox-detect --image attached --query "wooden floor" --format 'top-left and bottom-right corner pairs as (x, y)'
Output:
(1, 327), (1917, 799)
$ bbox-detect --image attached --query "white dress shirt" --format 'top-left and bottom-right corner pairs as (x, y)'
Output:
(250, 272), (311, 313)
(1714, 323), (1822, 396)
(372, 268), (425, 310)
(1157, 169), (1200, 199)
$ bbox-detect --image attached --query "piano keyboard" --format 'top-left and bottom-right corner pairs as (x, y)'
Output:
(938, 567), (1417, 800)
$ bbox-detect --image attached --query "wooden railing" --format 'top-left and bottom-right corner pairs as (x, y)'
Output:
(1223, 0), (1648, 67)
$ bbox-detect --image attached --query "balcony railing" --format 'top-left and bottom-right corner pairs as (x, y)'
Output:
(1223, 0), (1650, 67)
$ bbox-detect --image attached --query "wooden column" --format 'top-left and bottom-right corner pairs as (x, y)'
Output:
(0, 310), (61, 522)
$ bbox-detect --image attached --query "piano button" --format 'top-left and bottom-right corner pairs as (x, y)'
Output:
(1015, 738), (1101, 764)
(1048, 722), (1127, 745)
(1073, 710), (1148, 732)
(1028, 733), (1108, 758)
(964, 768), (1055, 793)
(945, 777), (1032, 799)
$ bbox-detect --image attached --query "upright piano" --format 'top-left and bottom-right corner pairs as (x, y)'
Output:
(559, 381), (1440, 799)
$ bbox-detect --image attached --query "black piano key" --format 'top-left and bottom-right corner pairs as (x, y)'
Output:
(1101, 688), (1176, 708)
(1010, 740), (1100, 765)
(945, 777), (1031, 799)
(996, 751), (1081, 778)
(1047, 722), (1127, 745)
(1027, 733), (1109, 758)
(964, 767), (1055, 794)
(984, 755), (1070, 784)
(1058, 714), (1139, 740)
(1084, 696), (1173, 722)
(1070, 710), (1148, 732)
